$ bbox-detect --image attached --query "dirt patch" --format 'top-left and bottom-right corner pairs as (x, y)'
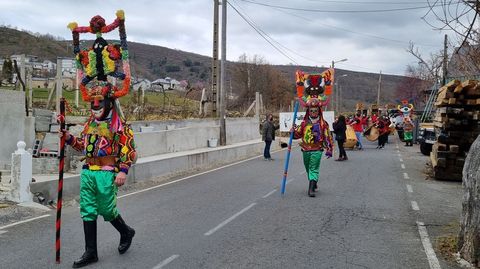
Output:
(424, 161), (435, 180)
(436, 235), (458, 262)
(0, 202), (48, 227)
(434, 222), (460, 263)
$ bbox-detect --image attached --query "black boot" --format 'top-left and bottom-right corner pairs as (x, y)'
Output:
(72, 221), (98, 268)
(308, 180), (315, 197)
(110, 215), (135, 254)
(313, 181), (318, 192)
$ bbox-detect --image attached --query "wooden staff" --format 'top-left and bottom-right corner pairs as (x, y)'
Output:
(55, 97), (66, 263)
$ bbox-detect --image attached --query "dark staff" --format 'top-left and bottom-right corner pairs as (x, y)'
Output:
(55, 97), (66, 263)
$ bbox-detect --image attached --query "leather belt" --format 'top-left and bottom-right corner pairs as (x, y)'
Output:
(85, 156), (116, 166)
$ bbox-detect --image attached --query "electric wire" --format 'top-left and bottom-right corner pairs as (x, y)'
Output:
(267, 5), (441, 48)
(228, 1), (301, 65)
(305, 0), (432, 4)
(237, 0), (462, 13)
(231, 0), (331, 65)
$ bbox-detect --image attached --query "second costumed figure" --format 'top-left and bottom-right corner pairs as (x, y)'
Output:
(293, 70), (334, 197)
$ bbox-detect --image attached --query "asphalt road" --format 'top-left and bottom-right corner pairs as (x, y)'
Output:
(0, 136), (463, 269)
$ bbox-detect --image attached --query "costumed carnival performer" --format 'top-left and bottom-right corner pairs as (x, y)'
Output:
(398, 101), (415, 147)
(376, 116), (390, 149)
(403, 117), (414, 146)
(349, 109), (367, 150)
(292, 71), (334, 197)
(63, 10), (137, 268)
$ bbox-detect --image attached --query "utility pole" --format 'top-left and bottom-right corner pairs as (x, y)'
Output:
(55, 58), (63, 115)
(212, 0), (219, 116)
(330, 60), (335, 111)
(219, 0), (227, 146)
(442, 34), (448, 86)
(377, 71), (382, 106)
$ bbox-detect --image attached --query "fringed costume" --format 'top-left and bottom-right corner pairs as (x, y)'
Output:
(65, 10), (137, 268)
(293, 70), (334, 197)
(398, 100), (414, 147)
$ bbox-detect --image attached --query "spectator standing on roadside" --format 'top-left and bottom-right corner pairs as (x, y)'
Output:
(333, 115), (348, 161)
(262, 113), (279, 161)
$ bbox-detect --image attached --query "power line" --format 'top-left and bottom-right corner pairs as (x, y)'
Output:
(306, 0), (430, 4)
(238, 0), (461, 13)
(228, 1), (300, 65)
(267, 5), (441, 48)
(231, 0), (331, 65)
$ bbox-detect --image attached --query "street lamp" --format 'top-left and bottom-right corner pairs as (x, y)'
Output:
(335, 74), (348, 113)
(330, 58), (348, 111)
(331, 58), (348, 68)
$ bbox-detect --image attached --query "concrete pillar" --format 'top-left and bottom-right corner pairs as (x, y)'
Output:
(27, 72), (33, 109)
(255, 92), (260, 119)
(9, 141), (33, 203)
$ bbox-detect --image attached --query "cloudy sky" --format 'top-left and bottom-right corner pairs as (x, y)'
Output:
(0, 0), (474, 75)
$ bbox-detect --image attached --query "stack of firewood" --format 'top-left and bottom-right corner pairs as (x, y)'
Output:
(431, 79), (480, 181)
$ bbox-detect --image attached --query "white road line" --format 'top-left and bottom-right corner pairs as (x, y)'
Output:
(0, 214), (50, 230)
(406, 184), (413, 193)
(262, 189), (277, 198)
(403, 173), (410, 179)
(399, 158), (404, 162)
(401, 164), (406, 169)
(118, 154), (268, 199)
(0, 230), (7, 235)
(204, 203), (256, 236)
(152, 255), (180, 269)
(411, 201), (420, 211)
(417, 222), (442, 269)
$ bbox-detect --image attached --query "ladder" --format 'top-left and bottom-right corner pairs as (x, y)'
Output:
(420, 83), (439, 123)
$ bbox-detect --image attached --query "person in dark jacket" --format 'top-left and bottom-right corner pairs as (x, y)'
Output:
(262, 113), (279, 161)
(333, 115), (348, 161)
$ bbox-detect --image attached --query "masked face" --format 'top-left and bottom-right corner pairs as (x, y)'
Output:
(309, 107), (319, 118)
(91, 97), (113, 120)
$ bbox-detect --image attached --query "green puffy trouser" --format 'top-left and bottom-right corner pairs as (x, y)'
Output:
(404, 131), (413, 141)
(302, 151), (323, 182)
(80, 170), (119, 222)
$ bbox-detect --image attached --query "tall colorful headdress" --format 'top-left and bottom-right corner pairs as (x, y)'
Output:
(295, 68), (334, 109)
(67, 10), (131, 104)
(398, 100), (414, 120)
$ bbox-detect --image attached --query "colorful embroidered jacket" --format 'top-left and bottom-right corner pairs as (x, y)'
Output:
(67, 119), (136, 174)
(293, 117), (333, 154)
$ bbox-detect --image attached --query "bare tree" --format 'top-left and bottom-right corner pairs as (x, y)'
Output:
(423, 1), (479, 45)
(231, 54), (294, 112)
(422, 1), (480, 74)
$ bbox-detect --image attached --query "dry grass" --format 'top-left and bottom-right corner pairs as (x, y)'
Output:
(434, 222), (460, 263)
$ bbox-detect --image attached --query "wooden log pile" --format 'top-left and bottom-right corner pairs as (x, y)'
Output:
(431, 79), (480, 181)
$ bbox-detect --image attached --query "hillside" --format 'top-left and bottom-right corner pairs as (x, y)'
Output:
(0, 26), (411, 111)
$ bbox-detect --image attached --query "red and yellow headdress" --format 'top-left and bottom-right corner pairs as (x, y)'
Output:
(67, 10), (130, 102)
(295, 69), (334, 109)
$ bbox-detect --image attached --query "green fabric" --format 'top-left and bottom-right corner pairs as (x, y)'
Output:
(80, 170), (119, 221)
(302, 151), (323, 182)
(404, 131), (413, 141)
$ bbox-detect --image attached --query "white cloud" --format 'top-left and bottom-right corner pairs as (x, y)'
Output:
(0, 0), (468, 75)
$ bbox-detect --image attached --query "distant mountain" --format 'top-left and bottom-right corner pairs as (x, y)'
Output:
(0, 26), (411, 111)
